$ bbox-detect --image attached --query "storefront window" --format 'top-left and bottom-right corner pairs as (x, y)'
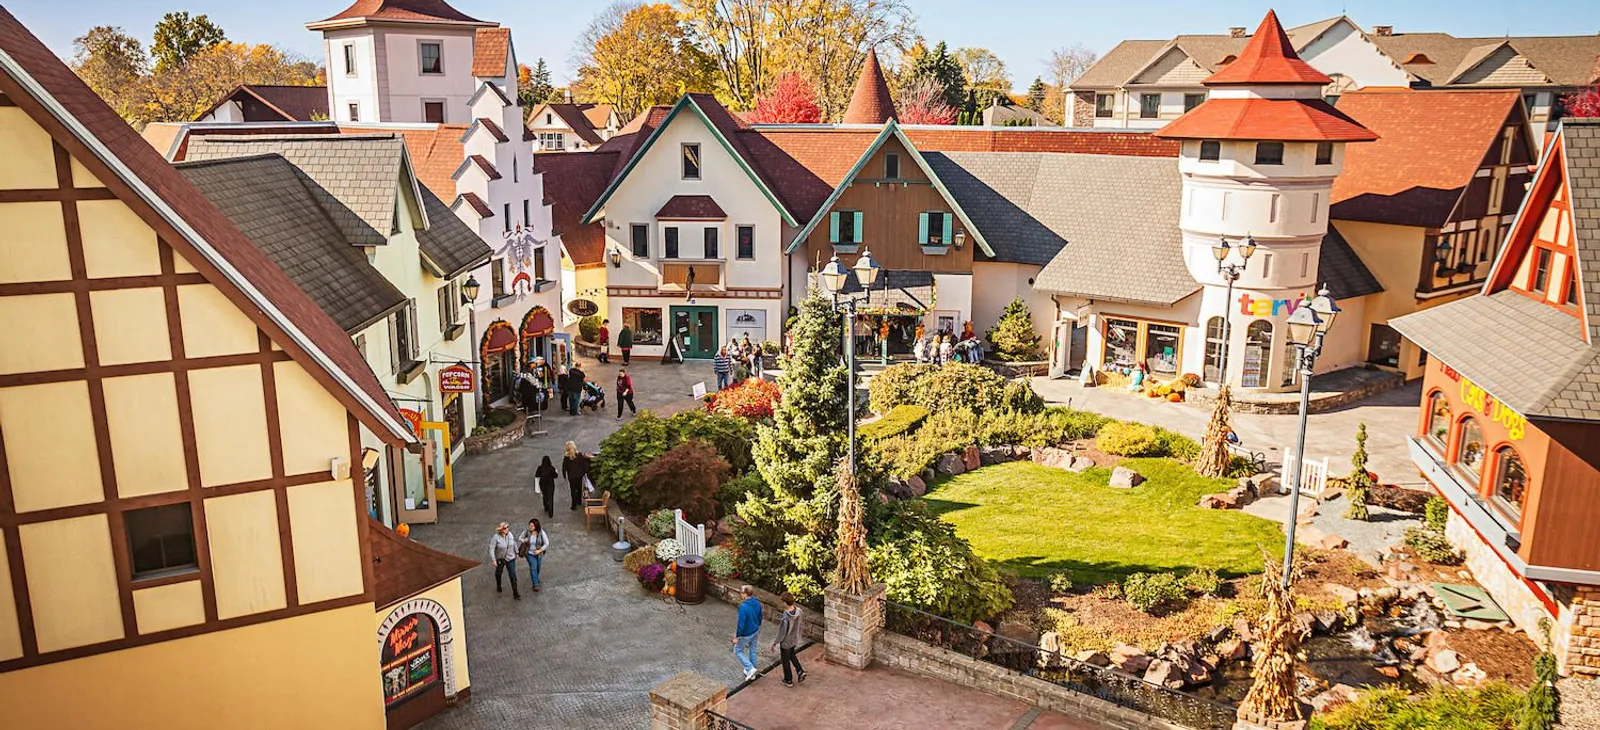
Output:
(1453, 416), (1485, 482)
(1144, 323), (1181, 377)
(1281, 337), (1301, 388)
(1241, 320), (1273, 388)
(1102, 318), (1139, 370)
(381, 613), (440, 708)
(623, 307), (663, 345)
(443, 393), (464, 448)
(1425, 391), (1451, 447)
(1491, 446), (1527, 524)
(1203, 316), (1225, 383)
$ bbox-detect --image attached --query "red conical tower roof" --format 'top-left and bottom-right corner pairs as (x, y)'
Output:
(1203, 10), (1330, 86)
(842, 50), (897, 124)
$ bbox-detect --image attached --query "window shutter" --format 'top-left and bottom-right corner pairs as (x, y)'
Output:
(407, 301), (420, 360)
(437, 287), (448, 333)
(918, 213), (929, 244)
(388, 314), (400, 373)
(942, 214), (954, 246)
(853, 212), (864, 244)
(829, 212), (839, 244)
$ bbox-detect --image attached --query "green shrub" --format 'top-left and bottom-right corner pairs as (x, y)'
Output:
(578, 314), (602, 342)
(1156, 428), (1200, 461)
(666, 409), (755, 474)
(1092, 582), (1124, 601)
(867, 363), (938, 414)
(978, 407), (1108, 448)
(646, 509), (676, 539)
(481, 407), (516, 429)
(985, 298), (1044, 362)
(873, 409), (980, 480)
(1310, 683), (1524, 730)
(1225, 455), (1258, 479)
(1180, 568), (1221, 596)
(703, 546), (736, 579)
(869, 501), (1013, 624)
(1425, 496), (1450, 533)
(1405, 526), (1462, 565)
(1002, 378), (1045, 414)
(1049, 572), (1074, 593)
(1122, 572), (1185, 613)
(1097, 421), (1166, 457)
(860, 405), (931, 442)
(866, 362), (1006, 415)
(594, 411), (673, 505)
(716, 472), (766, 517)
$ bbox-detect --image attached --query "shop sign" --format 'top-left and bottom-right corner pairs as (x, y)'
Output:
(439, 364), (474, 393)
(1237, 293), (1310, 317)
(381, 613), (439, 708)
(1441, 360), (1526, 440)
(398, 408), (424, 437)
(566, 298), (600, 317)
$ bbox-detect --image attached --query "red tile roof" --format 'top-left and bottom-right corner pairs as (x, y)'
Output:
(346, 124), (467, 199)
(369, 519), (477, 607)
(472, 28), (510, 77)
(536, 151), (621, 266)
(656, 195), (728, 220)
(1155, 97), (1376, 142)
(0, 6), (410, 443)
(465, 154), (501, 180)
(1203, 10), (1331, 86)
(842, 50), (897, 124)
(473, 117), (509, 143)
(457, 190), (493, 218)
(1331, 88), (1523, 227)
(309, 0), (491, 27)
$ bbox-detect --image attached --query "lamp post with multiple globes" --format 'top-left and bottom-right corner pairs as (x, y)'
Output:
(1278, 286), (1340, 588)
(819, 250), (882, 474)
(1210, 234), (1256, 386)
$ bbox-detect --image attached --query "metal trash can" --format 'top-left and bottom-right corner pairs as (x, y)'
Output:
(675, 555), (706, 605)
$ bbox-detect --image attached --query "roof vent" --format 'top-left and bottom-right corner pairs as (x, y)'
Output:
(1220, 55), (1238, 65)
(1404, 53), (1432, 64)
(1230, 27), (1248, 38)
(1373, 25), (1394, 37)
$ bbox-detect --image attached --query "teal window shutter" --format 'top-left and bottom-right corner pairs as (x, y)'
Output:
(942, 214), (954, 246)
(918, 212), (929, 244)
(829, 212), (839, 244)
(853, 212), (864, 244)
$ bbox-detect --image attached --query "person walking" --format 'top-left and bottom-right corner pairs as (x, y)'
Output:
(618, 324), (633, 364)
(519, 518), (549, 593)
(713, 347), (733, 391)
(732, 585), (762, 681)
(488, 522), (521, 600)
(565, 363), (586, 415)
(561, 441), (592, 511)
(534, 456), (558, 518)
(597, 319), (611, 364)
(615, 367), (636, 420)
(770, 592), (808, 686)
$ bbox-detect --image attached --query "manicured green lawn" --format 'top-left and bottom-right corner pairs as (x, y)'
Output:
(923, 459), (1284, 585)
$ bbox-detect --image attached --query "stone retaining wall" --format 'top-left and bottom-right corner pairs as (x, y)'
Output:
(461, 409), (526, 456)
(874, 632), (1193, 730)
(1185, 369), (1404, 415)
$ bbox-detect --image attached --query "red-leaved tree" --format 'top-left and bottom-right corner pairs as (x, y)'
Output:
(896, 77), (957, 125)
(634, 439), (730, 524)
(748, 72), (822, 123)
(1564, 86), (1600, 118)
(705, 377), (781, 420)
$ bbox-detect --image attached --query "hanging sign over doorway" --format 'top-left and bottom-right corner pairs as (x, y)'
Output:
(439, 364), (474, 393)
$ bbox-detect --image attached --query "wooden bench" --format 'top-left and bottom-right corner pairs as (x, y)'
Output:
(584, 490), (610, 531)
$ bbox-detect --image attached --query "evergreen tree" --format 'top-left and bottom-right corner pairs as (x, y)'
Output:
(958, 88), (978, 125)
(905, 40), (965, 109)
(1026, 77), (1046, 112)
(984, 298), (1042, 361)
(521, 58), (554, 109)
(1344, 422), (1373, 521)
(1518, 618), (1561, 730)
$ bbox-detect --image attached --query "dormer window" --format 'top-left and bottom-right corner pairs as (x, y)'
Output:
(885, 153), (901, 179)
(682, 143), (701, 180)
(420, 41), (443, 75)
(1199, 141), (1221, 161)
(1254, 142), (1284, 165)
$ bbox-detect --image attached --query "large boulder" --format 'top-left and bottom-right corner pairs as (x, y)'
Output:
(1038, 631), (1065, 669)
(1180, 656), (1213, 685)
(1074, 650), (1112, 668)
(997, 620), (1039, 647)
(936, 453), (966, 476)
(1069, 456), (1094, 472)
(1216, 639), (1248, 662)
(1109, 466), (1145, 489)
(1427, 648), (1461, 674)
(884, 480), (911, 500)
(1318, 533), (1349, 551)
(1323, 583), (1359, 607)
(1143, 659), (1186, 689)
(1032, 446), (1074, 468)
(962, 444), (982, 471)
(907, 475), (928, 497)
(1109, 644), (1151, 674)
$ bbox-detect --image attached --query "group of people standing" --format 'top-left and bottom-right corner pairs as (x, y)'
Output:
(912, 328), (981, 365)
(487, 441), (595, 600)
(712, 335), (765, 391)
(517, 358), (600, 417)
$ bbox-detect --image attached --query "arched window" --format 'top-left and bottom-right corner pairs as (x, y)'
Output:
(1425, 391), (1451, 448)
(1281, 335), (1301, 388)
(1491, 446), (1527, 523)
(1241, 320), (1273, 388)
(1203, 317), (1226, 383)
(1453, 417), (1485, 482)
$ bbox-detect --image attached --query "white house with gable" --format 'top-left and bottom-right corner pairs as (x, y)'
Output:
(308, 0), (497, 124)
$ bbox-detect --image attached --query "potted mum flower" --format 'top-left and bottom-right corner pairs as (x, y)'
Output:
(655, 538), (685, 562)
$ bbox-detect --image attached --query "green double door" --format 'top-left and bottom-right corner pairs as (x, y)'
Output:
(670, 306), (719, 359)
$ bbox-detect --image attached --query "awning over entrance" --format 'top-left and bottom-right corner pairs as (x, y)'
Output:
(839, 270), (935, 313)
(521, 307), (555, 338)
(483, 321), (517, 354)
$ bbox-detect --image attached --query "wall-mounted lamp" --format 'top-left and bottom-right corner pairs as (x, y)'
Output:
(953, 230), (967, 250)
(609, 248), (622, 267)
(1434, 239), (1454, 279)
(460, 274), (481, 305)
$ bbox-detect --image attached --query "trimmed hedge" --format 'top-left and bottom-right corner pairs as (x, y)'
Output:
(860, 405), (930, 442)
(867, 362), (1006, 415)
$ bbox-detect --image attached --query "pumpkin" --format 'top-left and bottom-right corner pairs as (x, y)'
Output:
(1167, 392), (1183, 402)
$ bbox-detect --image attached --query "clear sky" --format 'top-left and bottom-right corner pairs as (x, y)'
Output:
(10, 0), (1600, 89)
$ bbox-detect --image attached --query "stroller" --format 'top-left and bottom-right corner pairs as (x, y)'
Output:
(580, 380), (606, 413)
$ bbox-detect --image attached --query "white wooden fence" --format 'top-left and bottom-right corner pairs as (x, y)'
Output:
(1282, 448), (1331, 499)
(674, 508), (705, 558)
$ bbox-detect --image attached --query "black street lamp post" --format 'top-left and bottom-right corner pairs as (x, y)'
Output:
(1210, 234), (1256, 386)
(1279, 286), (1340, 588)
(820, 249), (882, 473)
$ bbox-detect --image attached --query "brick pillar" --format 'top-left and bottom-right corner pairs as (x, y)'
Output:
(649, 672), (727, 730)
(1233, 710), (1307, 730)
(1071, 91), (1097, 127)
(823, 582), (886, 669)
(1561, 586), (1600, 677)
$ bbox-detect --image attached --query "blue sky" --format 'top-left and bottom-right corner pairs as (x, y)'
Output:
(10, 0), (1600, 88)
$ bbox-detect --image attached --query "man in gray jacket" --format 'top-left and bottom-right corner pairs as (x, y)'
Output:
(769, 592), (807, 686)
(489, 521), (521, 600)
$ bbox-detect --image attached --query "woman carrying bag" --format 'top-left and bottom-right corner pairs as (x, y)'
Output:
(561, 441), (593, 511)
(518, 518), (550, 593)
(534, 456), (558, 518)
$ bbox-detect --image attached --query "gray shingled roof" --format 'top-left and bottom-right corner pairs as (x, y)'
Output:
(928, 151), (1197, 305)
(184, 135), (409, 247)
(1372, 33), (1600, 87)
(1320, 224), (1384, 300)
(1566, 119), (1600, 345)
(175, 155), (407, 333)
(416, 183), (492, 279)
(1069, 39), (1168, 88)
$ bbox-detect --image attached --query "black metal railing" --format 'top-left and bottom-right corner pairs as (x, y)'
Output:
(882, 600), (1238, 730)
(705, 709), (759, 730)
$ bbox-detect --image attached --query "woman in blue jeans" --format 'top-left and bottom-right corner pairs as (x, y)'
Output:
(519, 518), (549, 593)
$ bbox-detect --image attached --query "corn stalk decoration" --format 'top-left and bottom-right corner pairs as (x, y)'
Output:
(832, 457), (872, 596)
(1241, 555), (1302, 722)
(1195, 385), (1234, 477)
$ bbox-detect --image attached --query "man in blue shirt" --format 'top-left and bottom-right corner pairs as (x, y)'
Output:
(732, 584), (762, 681)
(713, 347), (733, 391)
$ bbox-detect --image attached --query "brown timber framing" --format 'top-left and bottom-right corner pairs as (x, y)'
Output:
(161, 243), (219, 624)
(259, 330), (298, 610)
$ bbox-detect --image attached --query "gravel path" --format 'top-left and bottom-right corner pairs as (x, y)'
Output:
(1242, 492), (1420, 568)
(1558, 676), (1600, 729)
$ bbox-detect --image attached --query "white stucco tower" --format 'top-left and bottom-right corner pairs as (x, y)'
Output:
(308, 0), (497, 124)
(1157, 10), (1376, 392)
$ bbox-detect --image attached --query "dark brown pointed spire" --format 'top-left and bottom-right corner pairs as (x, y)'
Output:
(842, 49), (897, 124)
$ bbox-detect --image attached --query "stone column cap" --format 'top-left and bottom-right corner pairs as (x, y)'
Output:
(649, 671), (727, 710)
(824, 581), (887, 600)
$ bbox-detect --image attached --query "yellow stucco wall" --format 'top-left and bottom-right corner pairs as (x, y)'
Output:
(89, 286), (172, 365)
(101, 372), (188, 497)
(131, 580), (205, 635)
(274, 360), (349, 476)
(574, 266), (609, 319)
(0, 107), (57, 189)
(205, 490), (287, 620)
(287, 480), (364, 605)
(376, 578), (472, 692)
(0, 292), (83, 374)
(177, 283), (260, 358)
(0, 531), (21, 661)
(69, 156), (104, 189)
(0, 604), (387, 730)
(20, 515), (123, 652)
(1331, 220), (1464, 378)
(0, 201), (70, 284)
(78, 198), (161, 279)
(189, 364), (273, 487)
(1, 380), (103, 512)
